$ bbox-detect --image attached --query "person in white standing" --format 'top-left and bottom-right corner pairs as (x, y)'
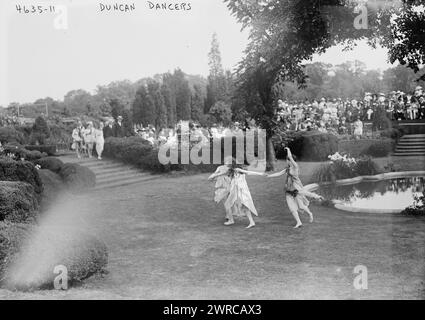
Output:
(83, 121), (96, 158)
(95, 122), (105, 160)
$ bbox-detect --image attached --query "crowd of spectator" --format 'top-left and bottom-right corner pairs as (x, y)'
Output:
(276, 85), (425, 137)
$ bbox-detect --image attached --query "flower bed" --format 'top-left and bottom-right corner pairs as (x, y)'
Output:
(313, 152), (381, 183)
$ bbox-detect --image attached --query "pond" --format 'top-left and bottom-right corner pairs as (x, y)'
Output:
(315, 176), (425, 213)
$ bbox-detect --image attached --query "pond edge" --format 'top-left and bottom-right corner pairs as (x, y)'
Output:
(304, 171), (425, 214)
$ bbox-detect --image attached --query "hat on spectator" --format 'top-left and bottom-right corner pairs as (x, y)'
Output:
(415, 86), (423, 91)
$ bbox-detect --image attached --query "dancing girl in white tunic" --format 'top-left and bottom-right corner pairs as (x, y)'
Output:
(267, 147), (323, 228)
(208, 158), (264, 229)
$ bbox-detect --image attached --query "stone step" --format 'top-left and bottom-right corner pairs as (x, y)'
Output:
(397, 141), (425, 145)
(393, 152), (425, 156)
(396, 145), (425, 150)
(402, 134), (425, 138)
(94, 175), (157, 190)
(400, 137), (425, 141)
(395, 150), (425, 154)
(398, 138), (425, 142)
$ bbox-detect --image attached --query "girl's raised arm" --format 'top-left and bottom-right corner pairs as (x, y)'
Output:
(208, 167), (227, 180)
(235, 168), (266, 176)
(266, 168), (288, 178)
(286, 147), (298, 168)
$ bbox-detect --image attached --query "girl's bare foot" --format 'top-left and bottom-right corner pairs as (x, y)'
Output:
(293, 223), (302, 229)
(246, 223), (255, 229)
(224, 220), (234, 226)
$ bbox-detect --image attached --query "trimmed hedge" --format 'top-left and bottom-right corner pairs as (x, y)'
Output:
(287, 132), (338, 161)
(360, 140), (394, 157)
(25, 145), (57, 156)
(0, 182), (39, 223)
(313, 156), (381, 183)
(0, 158), (43, 199)
(0, 222), (108, 290)
(2, 143), (46, 161)
(0, 127), (25, 145)
(38, 169), (68, 210)
(59, 163), (96, 191)
(35, 157), (64, 174)
(104, 136), (219, 173)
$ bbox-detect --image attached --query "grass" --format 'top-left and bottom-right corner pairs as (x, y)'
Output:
(0, 157), (424, 299)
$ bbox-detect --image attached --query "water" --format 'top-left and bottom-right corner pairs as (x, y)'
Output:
(316, 177), (425, 211)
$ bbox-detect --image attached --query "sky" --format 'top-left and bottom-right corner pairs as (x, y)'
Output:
(0, 0), (394, 106)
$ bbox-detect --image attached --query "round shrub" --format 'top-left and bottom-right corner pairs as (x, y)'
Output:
(0, 181), (39, 223)
(2, 143), (45, 161)
(288, 132), (338, 161)
(59, 163), (96, 191)
(0, 222), (31, 281)
(0, 222), (108, 290)
(35, 157), (64, 174)
(38, 169), (68, 210)
(354, 157), (381, 176)
(361, 140), (394, 157)
(0, 158), (43, 199)
(24, 145), (57, 156)
(380, 127), (405, 140)
(0, 127), (25, 145)
(30, 116), (50, 145)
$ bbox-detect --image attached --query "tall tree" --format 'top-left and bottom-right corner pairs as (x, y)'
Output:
(162, 73), (177, 126)
(148, 81), (167, 130)
(132, 85), (155, 126)
(205, 33), (228, 113)
(191, 84), (204, 121)
(173, 69), (191, 121)
(110, 98), (125, 121)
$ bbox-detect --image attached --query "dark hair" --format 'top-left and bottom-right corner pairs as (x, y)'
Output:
(227, 157), (245, 177)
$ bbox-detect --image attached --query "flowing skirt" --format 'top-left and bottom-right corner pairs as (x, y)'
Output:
(224, 173), (258, 217)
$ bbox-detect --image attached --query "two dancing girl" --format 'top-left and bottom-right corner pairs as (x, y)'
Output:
(208, 147), (323, 229)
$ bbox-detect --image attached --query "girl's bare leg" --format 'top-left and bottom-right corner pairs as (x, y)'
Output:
(287, 196), (302, 228)
(246, 211), (255, 229)
(300, 206), (314, 223)
(224, 209), (234, 225)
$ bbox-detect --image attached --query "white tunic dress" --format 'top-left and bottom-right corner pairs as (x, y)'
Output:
(213, 166), (258, 217)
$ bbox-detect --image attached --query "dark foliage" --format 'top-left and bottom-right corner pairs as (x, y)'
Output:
(34, 157), (64, 174)
(0, 158), (43, 199)
(58, 163), (96, 191)
(360, 140), (394, 157)
(0, 182), (39, 223)
(287, 132), (338, 161)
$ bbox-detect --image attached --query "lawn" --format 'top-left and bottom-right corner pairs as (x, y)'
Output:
(0, 158), (424, 299)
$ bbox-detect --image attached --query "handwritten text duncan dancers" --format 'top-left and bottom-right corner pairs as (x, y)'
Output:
(98, 2), (192, 13)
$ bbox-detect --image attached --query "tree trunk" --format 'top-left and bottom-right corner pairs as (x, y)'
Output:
(266, 134), (276, 171)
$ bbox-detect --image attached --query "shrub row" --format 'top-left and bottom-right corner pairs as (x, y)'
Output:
(103, 136), (238, 173)
(0, 222), (108, 290)
(313, 156), (381, 183)
(0, 182), (39, 223)
(282, 132), (339, 161)
(2, 143), (46, 161)
(0, 158), (44, 198)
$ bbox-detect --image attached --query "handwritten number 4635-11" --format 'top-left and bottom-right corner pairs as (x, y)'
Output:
(16, 5), (56, 14)
(15, 5), (67, 30)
